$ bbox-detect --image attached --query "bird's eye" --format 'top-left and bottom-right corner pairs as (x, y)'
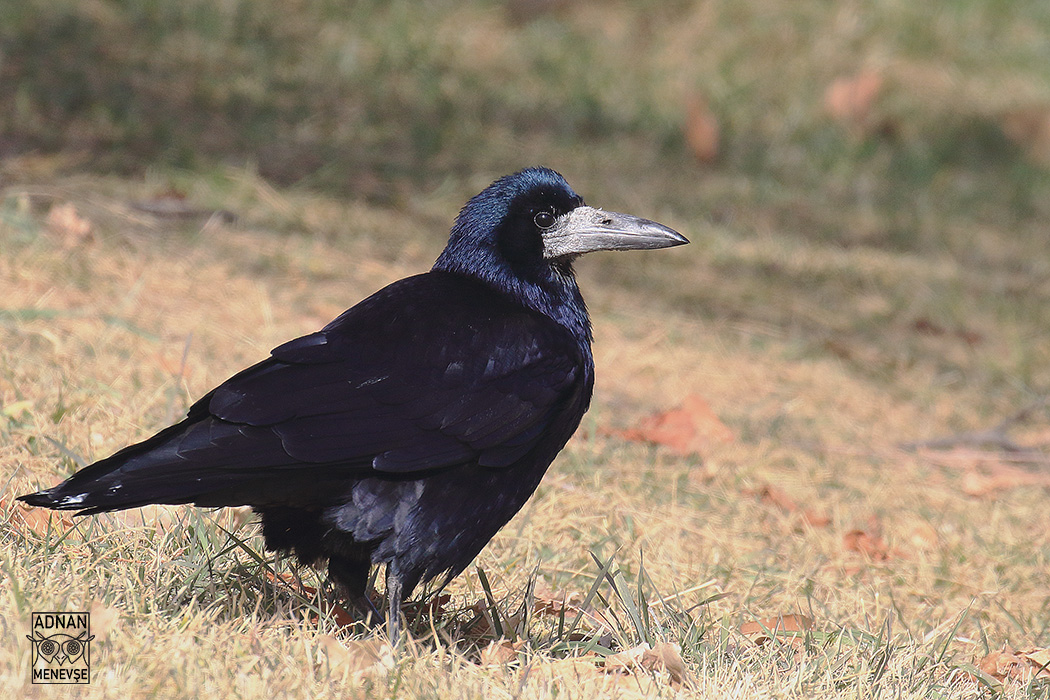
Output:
(533, 211), (556, 229)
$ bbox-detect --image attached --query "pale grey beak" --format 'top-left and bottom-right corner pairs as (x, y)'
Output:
(542, 206), (688, 259)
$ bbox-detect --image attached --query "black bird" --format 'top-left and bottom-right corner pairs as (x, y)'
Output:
(19, 167), (687, 637)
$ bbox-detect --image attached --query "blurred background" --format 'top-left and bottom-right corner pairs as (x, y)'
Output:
(4, 0), (1045, 394)
(5, 0), (1049, 405)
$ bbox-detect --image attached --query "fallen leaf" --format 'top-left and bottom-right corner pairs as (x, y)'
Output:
(824, 71), (884, 131)
(532, 585), (584, 616)
(843, 529), (892, 561)
(745, 483), (830, 528)
(46, 202), (93, 247)
(641, 642), (690, 686)
(749, 483), (797, 512)
(266, 571), (359, 628)
(978, 647), (1050, 682)
(608, 394), (734, 457)
(685, 94), (720, 163)
(739, 614), (813, 646)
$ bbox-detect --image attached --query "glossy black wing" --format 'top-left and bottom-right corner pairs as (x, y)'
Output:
(207, 272), (588, 473)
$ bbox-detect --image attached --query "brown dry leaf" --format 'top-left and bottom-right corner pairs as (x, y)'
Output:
(478, 639), (525, 667)
(90, 602), (121, 639)
(317, 635), (394, 678)
(746, 483), (830, 529)
(641, 642), (690, 686)
(532, 585), (584, 616)
(1022, 648), (1050, 674)
(597, 644), (684, 698)
(529, 589), (613, 639)
(685, 94), (720, 163)
(824, 71), (884, 130)
(739, 614), (813, 646)
(265, 571), (359, 628)
(843, 529), (892, 561)
(5, 499), (75, 538)
(978, 647), (1050, 682)
(46, 202), (93, 247)
(609, 393), (734, 457)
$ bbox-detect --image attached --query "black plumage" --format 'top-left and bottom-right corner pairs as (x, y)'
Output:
(19, 167), (687, 636)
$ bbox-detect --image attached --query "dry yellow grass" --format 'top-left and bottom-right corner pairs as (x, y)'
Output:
(2, 168), (1049, 698)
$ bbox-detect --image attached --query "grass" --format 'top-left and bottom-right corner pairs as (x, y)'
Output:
(3, 0), (1050, 697)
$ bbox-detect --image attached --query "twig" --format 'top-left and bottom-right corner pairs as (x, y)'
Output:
(899, 396), (1049, 458)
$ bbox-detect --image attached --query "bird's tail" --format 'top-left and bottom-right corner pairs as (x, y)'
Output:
(18, 416), (317, 515)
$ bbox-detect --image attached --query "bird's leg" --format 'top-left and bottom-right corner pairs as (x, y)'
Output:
(385, 562), (403, 645)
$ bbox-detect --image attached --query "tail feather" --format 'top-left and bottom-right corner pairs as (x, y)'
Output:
(18, 415), (361, 513)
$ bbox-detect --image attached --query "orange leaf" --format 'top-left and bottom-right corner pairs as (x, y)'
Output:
(685, 94), (719, 164)
(843, 529), (891, 561)
(748, 483), (798, 513)
(745, 483), (830, 528)
(824, 71), (884, 129)
(978, 647), (1050, 682)
(739, 614), (813, 646)
(609, 394), (733, 456)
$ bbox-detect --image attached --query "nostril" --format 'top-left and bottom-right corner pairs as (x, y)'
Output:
(601, 218), (612, 226)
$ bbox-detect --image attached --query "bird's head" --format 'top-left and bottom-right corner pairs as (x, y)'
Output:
(433, 167), (686, 339)
(435, 167), (687, 284)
